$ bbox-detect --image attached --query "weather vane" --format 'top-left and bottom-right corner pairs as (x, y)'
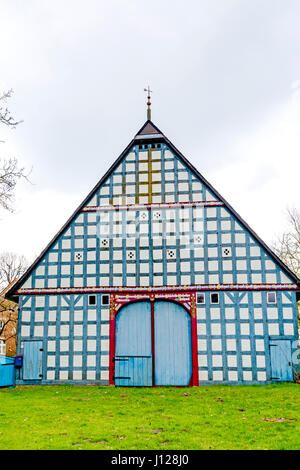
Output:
(144, 86), (153, 120)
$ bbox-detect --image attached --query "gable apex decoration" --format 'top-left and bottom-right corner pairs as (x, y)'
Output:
(135, 120), (164, 138)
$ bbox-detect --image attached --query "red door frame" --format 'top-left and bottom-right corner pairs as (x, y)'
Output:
(109, 291), (199, 386)
(150, 301), (155, 386)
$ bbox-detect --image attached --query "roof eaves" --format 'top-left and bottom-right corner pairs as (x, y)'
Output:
(163, 136), (300, 288)
(5, 137), (137, 299)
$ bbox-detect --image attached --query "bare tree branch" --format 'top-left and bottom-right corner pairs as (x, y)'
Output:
(0, 158), (29, 212)
(272, 207), (300, 279)
(272, 207), (300, 322)
(0, 89), (28, 212)
(0, 89), (23, 128)
(0, 252), (28, 291)
(0, 305), (16, 336)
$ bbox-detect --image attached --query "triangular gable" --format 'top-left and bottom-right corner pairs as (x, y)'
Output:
(163, 135), (300, 288)
(6, 120), (300, 298)
(6, 136), (135, 298)
(136, 120), (163, 136)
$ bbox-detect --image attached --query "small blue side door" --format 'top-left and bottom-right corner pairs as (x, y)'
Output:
(270, 340), (293, 382)
(115, 302), (152, 386)
(23, 341), (43, 380)
(154, 301), (192, 386)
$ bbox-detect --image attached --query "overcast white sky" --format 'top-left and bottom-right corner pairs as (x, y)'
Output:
(0, 0), (299, 264)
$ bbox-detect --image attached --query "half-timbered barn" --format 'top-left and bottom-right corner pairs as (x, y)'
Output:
(6, 105), (300, 386)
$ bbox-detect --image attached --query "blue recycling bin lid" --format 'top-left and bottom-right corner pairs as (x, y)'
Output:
(14, 355), (23, 367)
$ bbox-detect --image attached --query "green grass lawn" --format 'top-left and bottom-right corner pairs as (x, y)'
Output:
(0, 383), (299, 450)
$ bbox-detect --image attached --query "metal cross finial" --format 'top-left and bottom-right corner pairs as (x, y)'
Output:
(144, 86), (153, 120)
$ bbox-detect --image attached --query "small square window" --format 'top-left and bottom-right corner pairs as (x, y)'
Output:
(222, 247), (231, 257)
(267, 292), (276, 304)
(210, 293), (219, 304)
(100, 238), (109, 248)
(196, 293), (205, 304)
(194, 234), (203, 245)
(153, 211), (161, 220)
(0, 339), (6, 355)
(88, 295), (96, 306)
(127, 251), (136, 260)
(167, 249), (176, 260)
(101, 294), (110, 306)
(140, 211), (148, 220)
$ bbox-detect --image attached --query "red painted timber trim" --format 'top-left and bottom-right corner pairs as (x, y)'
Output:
(109, 294), (116, 385)
(16, 283), (298, 296)
(110, 292), (199, 387)
(81, 200), (224, 212)
(190, 293), (199, 386)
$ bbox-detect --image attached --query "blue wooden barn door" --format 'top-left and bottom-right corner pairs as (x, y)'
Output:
(23, 341), (43, 380)
(270, 340), (293, 382)
(154, 301), (192, 386)
(115, 302), (152, 386)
